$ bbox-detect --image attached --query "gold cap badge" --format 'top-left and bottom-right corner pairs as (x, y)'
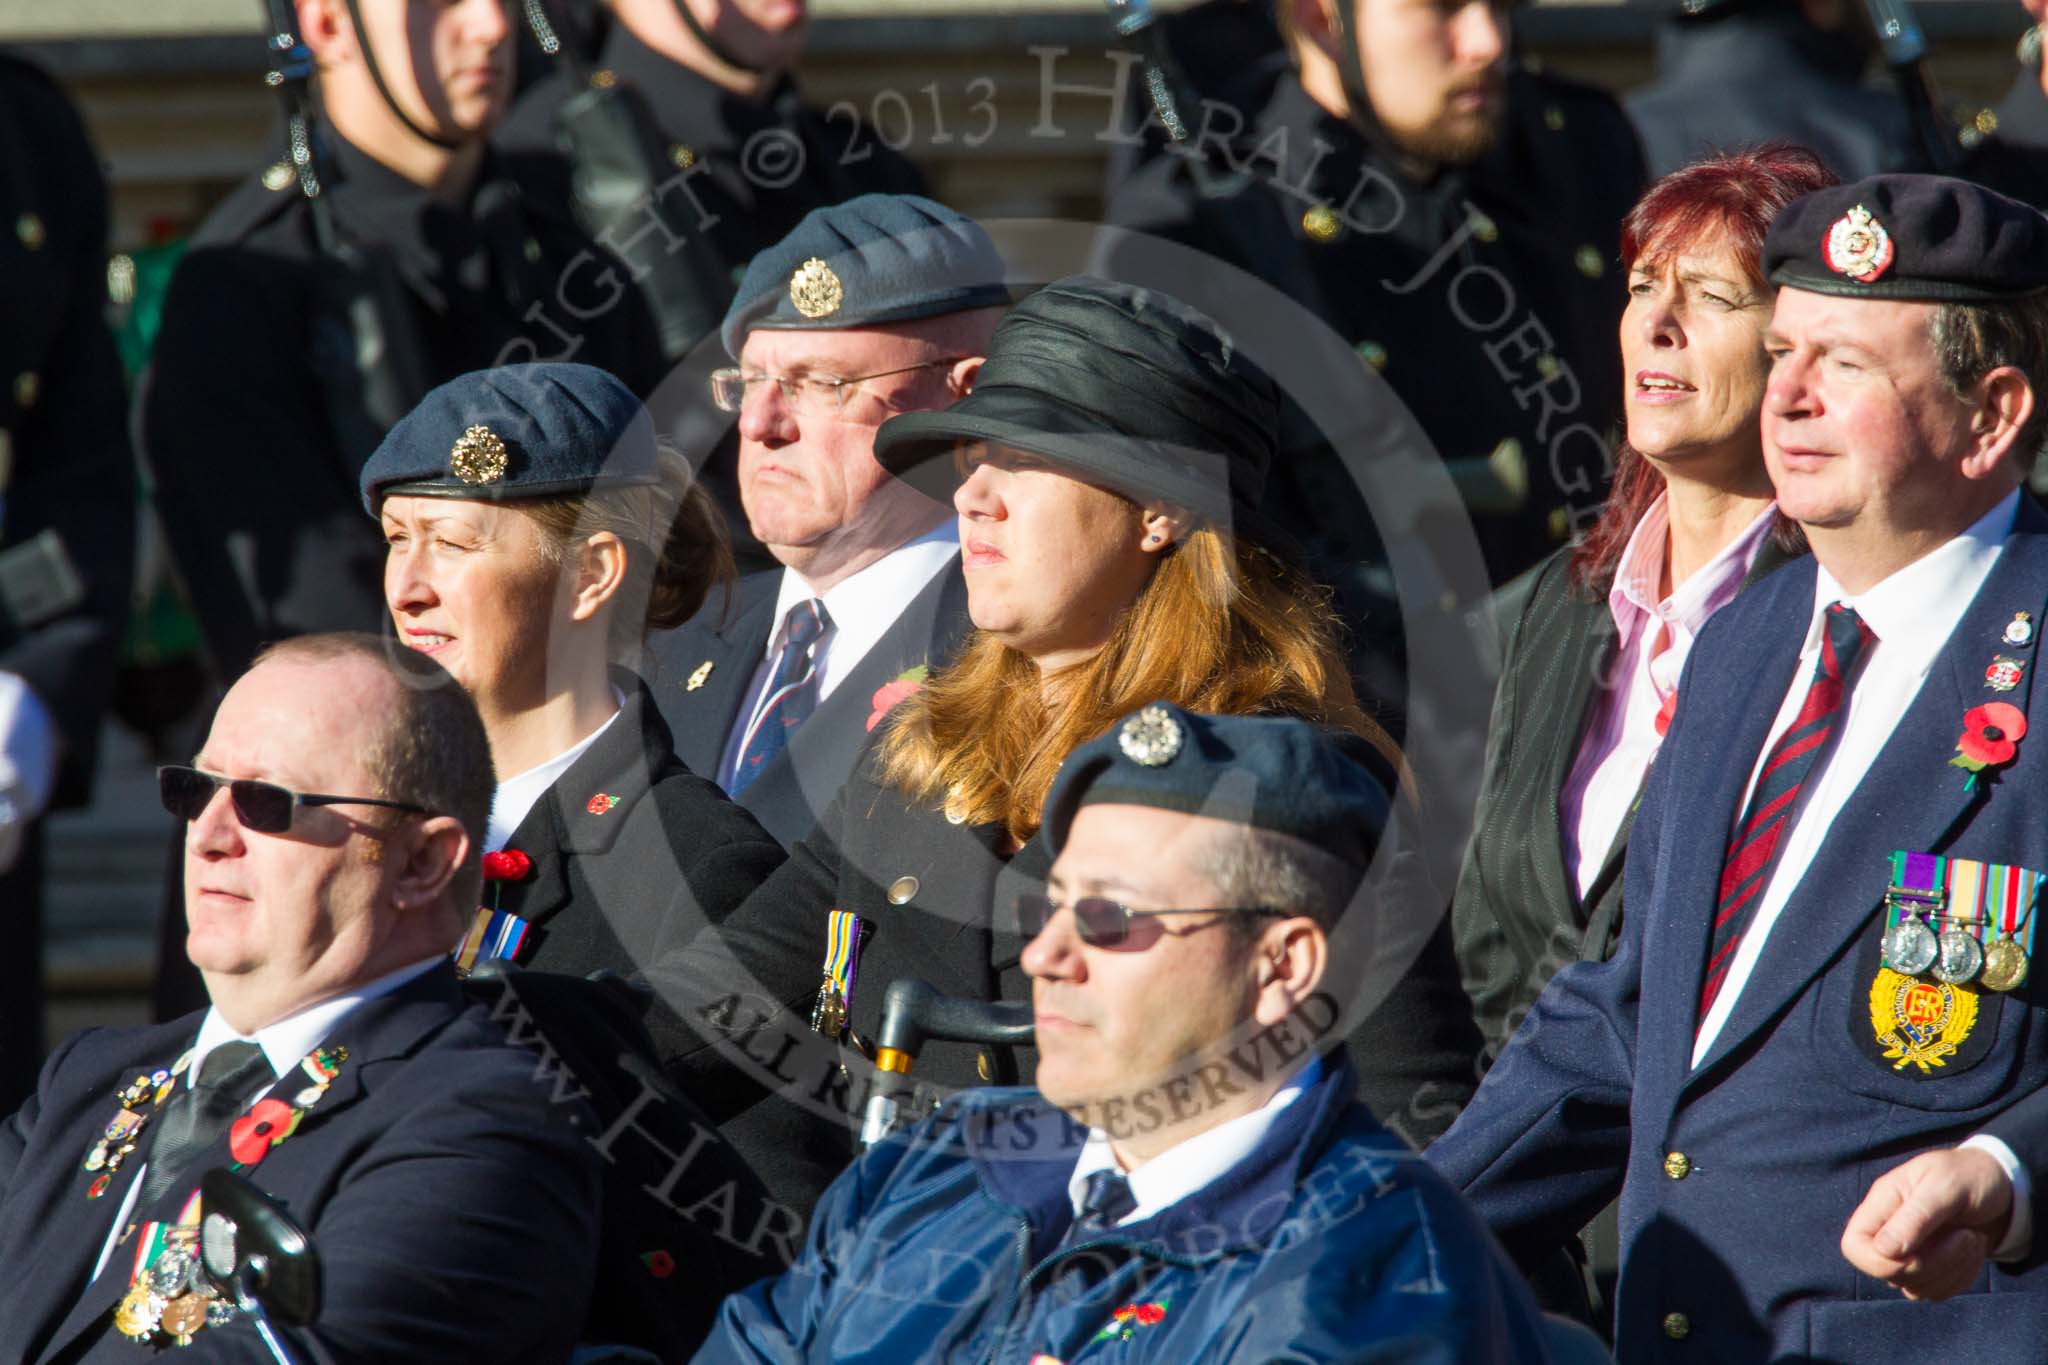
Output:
(789, 257), (844, 320)
(1823, 204), (1895, 285)
(450, 425), (508, 485)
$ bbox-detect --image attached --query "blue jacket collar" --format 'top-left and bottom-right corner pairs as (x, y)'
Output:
(965, 1047), (1361, 1263)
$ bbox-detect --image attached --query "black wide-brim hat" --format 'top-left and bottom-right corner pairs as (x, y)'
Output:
(872, 277), (1280, 528)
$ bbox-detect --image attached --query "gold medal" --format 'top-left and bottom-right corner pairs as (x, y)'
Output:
(160, 1293), (209, 1345)
(1982, 937), (2030, 992)
(810, 979), (846, 1038)
(113, 1284), (162, 1342)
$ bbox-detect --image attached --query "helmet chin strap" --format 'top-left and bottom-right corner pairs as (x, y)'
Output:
(669, 0), (772, 76)
(341, 0), (469, 151)
(1324, 0), (1394, 150)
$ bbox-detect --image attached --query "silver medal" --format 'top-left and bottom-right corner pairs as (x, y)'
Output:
(1884, 917), (1939, 976)
(149, 1246), (197, 1297)
(1933, 927), (1985, 985)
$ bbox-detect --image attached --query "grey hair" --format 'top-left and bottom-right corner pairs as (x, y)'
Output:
(1198, 825), (1364, 948)
(1927, 294), (2048, 475)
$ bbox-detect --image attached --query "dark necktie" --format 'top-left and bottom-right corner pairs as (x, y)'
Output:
(732, 598), (830, 794)
(1699, 602), (1875, 1028)
(136, 1041), (272, 1211)
(1072, 1168), (1138, 1238)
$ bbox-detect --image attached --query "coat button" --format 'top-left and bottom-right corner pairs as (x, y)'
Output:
(976, 1053), (992, 1081)
(591, 68), (617, 88)
(887, 875), (920, 905)
(1663, 1312), (1690, 1340)
(670, 143), (697, 170)
(1663, 1152), (1691, 1180)
(1301, 204), (1340, 243)
(13, 371), (38, 409)
(15, 212), (43, 250)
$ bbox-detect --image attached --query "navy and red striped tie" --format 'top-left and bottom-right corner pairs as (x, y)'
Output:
(1698, 602), (1875, 1029)
(732, 598), (829, 795)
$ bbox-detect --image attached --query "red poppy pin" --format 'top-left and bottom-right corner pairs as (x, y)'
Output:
(1094, 1300), (1170, 1342)
(866, 664), (929, 734)
(586, 792), (619, 815)
(641, 1250), (675, 1279)
(1952, 702), (2027, 790)
(482, 849), (532, 881)
(228, 1098), (304, 1168)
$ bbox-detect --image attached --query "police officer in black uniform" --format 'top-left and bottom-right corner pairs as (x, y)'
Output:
(1101, 0), (1642, 712)
(1961, 4), (2048, 210)
(1627, 0), (1922, 181)
(0, 55), (138, 1113)
(140, 0), (663, 688)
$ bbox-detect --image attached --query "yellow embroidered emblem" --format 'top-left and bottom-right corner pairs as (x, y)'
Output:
(686, 660), (714, 691)
(1869, 967), (1979, 1073)
(789, 258), (843, 319)
(450, 425), (508, 485)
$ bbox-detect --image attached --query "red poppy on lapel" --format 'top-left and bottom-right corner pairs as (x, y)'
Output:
(586, 792), (619, 815)
(1953, 702), (2027, 788)
(867, 665), (930, 733)
(482, 849), (532, 881)
(228, 1098), (302, 1167)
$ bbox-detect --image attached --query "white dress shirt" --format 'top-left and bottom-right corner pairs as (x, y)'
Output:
(90, 955), (446, 1279)
(1687, 489), (2029, 1257)
(1065, 1055), (1322, 1227)
(486, 688), (625, 851)
(718, 523), (959, 790)
(1560, 493), (1775, 896)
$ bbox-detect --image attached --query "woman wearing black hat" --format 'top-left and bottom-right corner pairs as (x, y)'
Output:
(641, 279), (1478, 1217)
(360, 363), (786, 984)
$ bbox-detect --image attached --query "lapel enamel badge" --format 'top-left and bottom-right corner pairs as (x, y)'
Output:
(686, 660), (714, 691)
(2006, 612), (2035, 648)
(83, 1051), (194, 1195)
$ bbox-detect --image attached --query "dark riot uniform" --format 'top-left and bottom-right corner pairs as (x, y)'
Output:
(1100, 51), (1642, 713)
(0, 56), (138, 1114)
(139, 134), (664, 684)
(1625, 3), (1924, 182)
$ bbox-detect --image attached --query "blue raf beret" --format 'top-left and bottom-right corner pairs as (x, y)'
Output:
(719, 193), (1010, 357)
(1041, 702), (1390, 867)
(1765, 174), (2048, 303)
(359, 363), (658, 514)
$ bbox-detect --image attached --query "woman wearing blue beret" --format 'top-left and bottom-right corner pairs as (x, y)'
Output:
(641, 278), (1478, 1218)
(359, 362), (786, 984)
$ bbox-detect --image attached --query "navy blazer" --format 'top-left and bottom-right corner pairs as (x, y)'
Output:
(647, 559), (972, 848)
(1431, 496), (2048, 1361)
(0, 964), (602, 1364)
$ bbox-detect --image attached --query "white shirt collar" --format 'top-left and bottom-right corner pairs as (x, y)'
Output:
(189, 955), (444, 1088)
(1065, 1054), (1322, 1227)
(769, 521), (958, 694)
(485, 688), (626, 851)
(1804, 490), (2020, 674)
(1608, 492), (1777, 650)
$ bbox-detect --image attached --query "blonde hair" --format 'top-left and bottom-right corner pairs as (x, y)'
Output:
(877, 522), (1391, 843)
(516, 445), (735, 655)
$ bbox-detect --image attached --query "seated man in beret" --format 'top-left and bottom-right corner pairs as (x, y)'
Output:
(650, 193), (1004, 847)
(0, 634), (603, 1363)
(1430, 175), (2048, 1359)
(691, 703), (1555, 1363)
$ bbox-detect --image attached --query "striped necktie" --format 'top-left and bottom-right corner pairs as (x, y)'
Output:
(1071, 1167), (1137, 1239)
(1698, 602), (1875, 1028)
(732, 598), (830, 794)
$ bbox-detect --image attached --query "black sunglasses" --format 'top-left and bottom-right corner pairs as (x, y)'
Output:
(1016, 893), (1284, 949)
(159, 765), (430, 834)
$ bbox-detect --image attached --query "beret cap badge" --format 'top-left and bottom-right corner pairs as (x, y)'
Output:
(1118, 704), (1183, 768)
(789, 257), (844, 320)
(1823, 204), (1895, 285)
(449, 424), (508, 485)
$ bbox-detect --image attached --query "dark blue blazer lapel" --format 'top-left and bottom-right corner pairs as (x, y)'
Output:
(740, 558), (970, 844)
(1636, 557), (1816, 1086)
(652, 573), (777, 780)
(1688, 504), (2048, 1086)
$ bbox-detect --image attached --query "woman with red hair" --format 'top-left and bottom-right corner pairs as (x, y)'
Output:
(1452, 144), (1836, 1067)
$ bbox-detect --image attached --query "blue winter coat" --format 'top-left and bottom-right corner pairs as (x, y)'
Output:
(692, 1051), (1554, 1363)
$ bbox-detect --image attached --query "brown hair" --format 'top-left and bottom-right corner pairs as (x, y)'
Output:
(1569, 144), (1834, 596)
(251, 632), (494, 913)
(877, 521), (1391, 844)
(1929, 295), (2048, 477)
(517, 445), (735, 653)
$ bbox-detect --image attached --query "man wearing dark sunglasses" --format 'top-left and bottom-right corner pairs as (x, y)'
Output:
(694, 702), (1562, 1363)
(0, 633), (605, 1363)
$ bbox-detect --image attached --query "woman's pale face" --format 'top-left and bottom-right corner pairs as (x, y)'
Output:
(1621, 241), (1774, 470)
(380, 495), (562, 714)
(951, 444), (1157, 668)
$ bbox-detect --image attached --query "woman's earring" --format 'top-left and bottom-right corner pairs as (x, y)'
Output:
(2022, 22), (2043, 67)
(1145, 531), (1163, 546)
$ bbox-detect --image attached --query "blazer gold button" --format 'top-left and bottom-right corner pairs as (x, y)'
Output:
(1662, 1312), (1690, 1340)
(887, 875), (919, 905)
(1664, 1152), (1691, 1180)
(976, 1053), (991, 1081)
